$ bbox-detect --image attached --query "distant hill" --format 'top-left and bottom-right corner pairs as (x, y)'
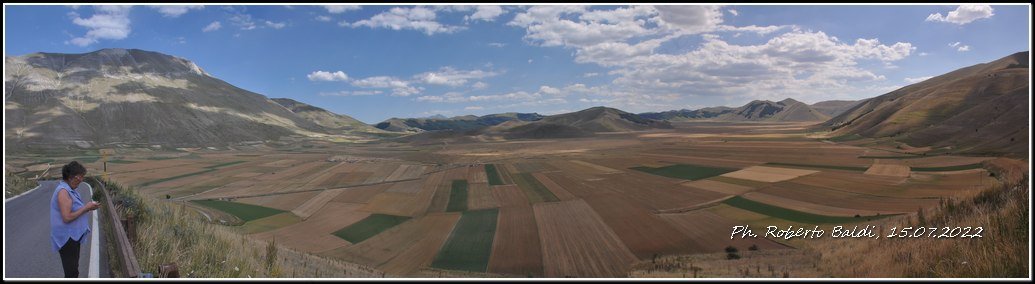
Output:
(639, 107), (734, 121)
(271, 98), (383, 134)
(816, 51), (1028, 156)
(4, 48), (376, 151)
(810, 100), (862, 117)
(374, 112), (544, 133)
(501, 106), (671, 139)
(641, 98), (829, 122)
(719, 98), (830, 122)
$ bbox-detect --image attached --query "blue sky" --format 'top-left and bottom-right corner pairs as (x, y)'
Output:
(4, 4), (1030, 123)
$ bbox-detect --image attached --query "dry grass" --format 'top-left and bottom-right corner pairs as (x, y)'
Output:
(4, 170), (38, 198)
(802, 174), (1029, 277)
(97, 179), (388, 278)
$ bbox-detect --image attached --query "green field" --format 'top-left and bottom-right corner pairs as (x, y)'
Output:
(706, 176), (771, 188)
(485, 164), (504, 185)
(331, 214), (412, 243)
(239, 212), (302, 234)
(431, 208), (499, 272)
(139, 169), (216, 187)
(722, 196), (892, 224)
(828, 134), (864, 142)
(105, 159), (138, 164)
(631, 164), (737, 181)
(764, 162), (869, 172)
(192, 200), (286, 222)
(447, 180), (469, 212)
(74, 156), (101, 163)
(857, 155), (926, 159)
(138, 160), (246, 187)
(512, 172), (559, 203)
(911, 163), (984, 172)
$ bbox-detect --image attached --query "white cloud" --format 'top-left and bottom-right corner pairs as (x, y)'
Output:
(472, 81), (489, 89)
(464, 106), (484, 110)
(728, 9), (738, 16)
(67, 5), (132, 46)
(919, 52), (929, 56)
(265, 21), (287, 29)
(349, 6), (464, 35)
(316, 16), (331, 22)
(655, 5), (724, 34)
(324, 5), (361, 14)
(949, 41), (971, 51)
(926, 5), (994, 25)
(903, 76), (934, 84)
(150, 5), (203, 18)
(307, 70), (349, 82)
(466, 5), (505, 22)
(488, 42), (506, 47)
(717, 24), (791, 35)
(351, 76), (422, 96)
(202, 21), (222, 32)
(583, 72), (600, 77)
(415, 67), (500, 87)
(318, 90), (382, 96)
(509, 5), (658, 48)
(229, 13), (257, 30)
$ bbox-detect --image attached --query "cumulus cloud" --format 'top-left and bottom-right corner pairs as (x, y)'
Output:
(265, 21), (287, 29)
(351, 76), (422, 96)
(316, 16), (331, 22)
(229, 13), (257, 30)
(307, 70), (349, 81)
(728, 9), (738, 16)
(349, 6), (464, 35)
(68, 5), (133, 47)
(464, 106), (484, 110)
(202, 21), (221, 32)
(415, 67), (500, 87)
(324, 5), (361, 14)
(655, 5), (724, 34)
(318, 90), (382, 96)
(926, 5), (994, 25)
(472, 81), (489, 89)
(150, 5), (203, 18)
(466, 5), (505, 22)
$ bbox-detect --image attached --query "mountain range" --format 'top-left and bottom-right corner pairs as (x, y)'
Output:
(5, 48), (1027, 155)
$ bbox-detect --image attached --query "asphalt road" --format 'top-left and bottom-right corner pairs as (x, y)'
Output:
(4, 180), (110, 278)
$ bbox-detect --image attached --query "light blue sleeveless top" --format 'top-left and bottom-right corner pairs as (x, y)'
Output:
(50, 181), (91, 252)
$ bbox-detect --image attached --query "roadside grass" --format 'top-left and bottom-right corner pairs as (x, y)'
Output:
(4, 170), (38, 199)
(807, 173), (1028, 277)
(722, 196), (893, 224)
(191, 200), (285, 222)
(631, 164), (737, 181)
(331, 214), (412, 244)
(511, 172), (559, 203)
(447, 180), (469, 212)
(430, 208), (499, 272)
(484, 164), (505, 185)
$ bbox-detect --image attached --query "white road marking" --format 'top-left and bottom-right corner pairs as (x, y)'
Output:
(88, 183), (99, 278)
(4, 183), (43, 204)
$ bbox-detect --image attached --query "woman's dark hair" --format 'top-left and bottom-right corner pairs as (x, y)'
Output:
(62, 161), (87, 181)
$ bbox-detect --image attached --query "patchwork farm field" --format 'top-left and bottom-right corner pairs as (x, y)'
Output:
(48, 121), (1019, 278)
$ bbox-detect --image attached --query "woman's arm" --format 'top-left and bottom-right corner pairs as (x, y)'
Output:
(57, 189), (97, 224)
